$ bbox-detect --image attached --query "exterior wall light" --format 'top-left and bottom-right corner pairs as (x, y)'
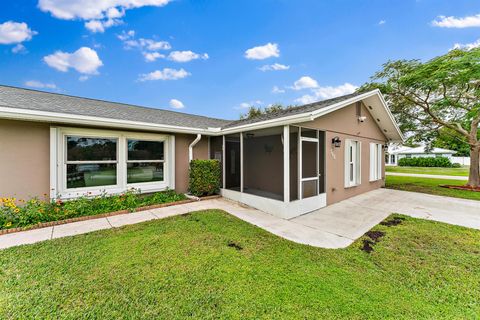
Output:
(332, 136), (341, 148)
(383, 144), (389, 151)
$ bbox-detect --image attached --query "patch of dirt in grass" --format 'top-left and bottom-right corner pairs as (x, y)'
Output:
(365, 230), (385, 242)
(440, 185), (480, 192)
(380, 216), (405, 227)
(227, 241), (243, 251)
(361, 239), (375, 253)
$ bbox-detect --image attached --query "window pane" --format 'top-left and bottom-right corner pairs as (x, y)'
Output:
(67, 136), (117, 161)
(67, 164), (117, 189)
(128, 140), (164, 160)
(301, 128), (317, 138)
(302, 180), (318, 199)
(127, 163), (164, 184)
(302, 141), (317, 178)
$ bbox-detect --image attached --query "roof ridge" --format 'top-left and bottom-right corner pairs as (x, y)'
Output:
(0, 84), (232, 124)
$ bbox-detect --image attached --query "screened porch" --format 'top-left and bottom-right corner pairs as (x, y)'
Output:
(210, 125), (327, 219)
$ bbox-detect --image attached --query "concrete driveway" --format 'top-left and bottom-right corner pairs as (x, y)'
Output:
(292, 188), (480, 243)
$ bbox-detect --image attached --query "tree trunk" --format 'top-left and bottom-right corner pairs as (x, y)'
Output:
(467, 144), (480, 188)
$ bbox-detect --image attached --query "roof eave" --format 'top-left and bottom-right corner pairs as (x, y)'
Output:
(0, 106), (217, 135)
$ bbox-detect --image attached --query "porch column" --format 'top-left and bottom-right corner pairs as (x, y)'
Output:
(283, 125), (290, 203)
(240, 132), (244, 193)
(222, 135), (226, 188)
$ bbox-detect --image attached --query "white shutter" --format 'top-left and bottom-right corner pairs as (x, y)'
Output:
(357, 141), (362, 185)
(377, 144), (383, 180)
(344, 140), (350, 188)
(369, 143), (375, 181)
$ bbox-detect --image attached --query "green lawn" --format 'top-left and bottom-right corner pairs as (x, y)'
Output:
(385, 175), (480, 201)
(1, 210), (480, 319)
(386, 166), (469, 176)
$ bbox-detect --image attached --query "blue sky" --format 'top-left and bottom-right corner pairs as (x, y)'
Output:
(1, 0), (479, 120)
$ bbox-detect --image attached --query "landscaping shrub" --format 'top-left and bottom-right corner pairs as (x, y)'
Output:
(189, 159), (221, 196)
(398, 156), (454, 167)
(0, 189), (186, 230)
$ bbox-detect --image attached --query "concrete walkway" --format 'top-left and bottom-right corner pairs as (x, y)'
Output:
(0, 189), (479, 250)
(386, 171), (468, 180)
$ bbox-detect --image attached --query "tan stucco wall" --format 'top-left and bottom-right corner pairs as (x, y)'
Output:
(0, 120), (210, 199)
(299, 103), (387, 205)
(0, 120), (50, 200)
(174, 134), (210, 193)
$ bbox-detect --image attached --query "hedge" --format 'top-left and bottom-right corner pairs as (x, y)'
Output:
(398, 156), (454, 167)
(188, 159), (221, 196)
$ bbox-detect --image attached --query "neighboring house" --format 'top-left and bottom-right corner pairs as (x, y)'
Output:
(0, 85), (402, 219)
(386, 145), (457, 166)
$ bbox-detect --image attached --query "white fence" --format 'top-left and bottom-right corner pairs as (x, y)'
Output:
(451, 157), (470, 166)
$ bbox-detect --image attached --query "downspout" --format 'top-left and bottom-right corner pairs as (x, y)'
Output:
(189, 134), (202, 162)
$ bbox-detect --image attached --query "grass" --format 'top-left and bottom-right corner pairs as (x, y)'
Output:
(1, 210), (480, 319)
(385, 175), (480, 201)
(386, 166), (469, 176)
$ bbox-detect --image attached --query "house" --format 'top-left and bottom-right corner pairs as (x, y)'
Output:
(0, 85), (403, 219)
(386, 145), (456, 166)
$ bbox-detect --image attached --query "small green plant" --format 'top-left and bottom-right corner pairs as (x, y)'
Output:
(0, 189), (186, 230)
(398, 156), (454, 167)
(188, 159), (221, 196)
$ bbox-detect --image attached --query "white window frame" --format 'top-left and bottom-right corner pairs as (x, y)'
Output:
(369, 143), (383, 181)
(298, 127), (320, 200)
(344, 139), (361, 188)
(52, 127), (175, 199)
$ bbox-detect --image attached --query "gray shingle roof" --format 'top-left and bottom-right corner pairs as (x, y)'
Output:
(0, 85), (231, 129)
(0, 85), (368, 131)
(221, 91), (364, 129)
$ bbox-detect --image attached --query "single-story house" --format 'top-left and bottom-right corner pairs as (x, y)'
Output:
(0, 85), (403, 219)
(386, 145), (456, 166)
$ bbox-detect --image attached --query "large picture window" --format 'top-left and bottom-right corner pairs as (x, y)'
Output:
(127, 140), (164, 184)
(54, 128), (173, 198)
(66, 136), (118, 189)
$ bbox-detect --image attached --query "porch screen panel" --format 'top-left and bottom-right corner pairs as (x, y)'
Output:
(242, 127), (284, 201)
(209, 136), (224, 188)
(225, 134), (241, 190)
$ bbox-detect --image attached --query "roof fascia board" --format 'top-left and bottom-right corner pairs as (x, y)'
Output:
(0, 106), (214, 135)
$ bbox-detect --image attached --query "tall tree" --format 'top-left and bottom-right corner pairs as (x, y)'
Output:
(360, 48), (480, 187)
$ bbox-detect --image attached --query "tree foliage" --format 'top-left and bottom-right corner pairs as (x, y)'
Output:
(239, 103), (295, 120)
(360, 48), (480, 186)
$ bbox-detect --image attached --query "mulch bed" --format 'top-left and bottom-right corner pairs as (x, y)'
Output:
(0, 195), (221, 236)
(439, 184), (480, 192)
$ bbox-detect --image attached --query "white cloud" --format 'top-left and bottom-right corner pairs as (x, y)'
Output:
(169, 99), (185, 109)
(143, 51), (165, 62)
(272, 86), (285, 94)
(79, 75), (89, 81)
(11, 43), (26, 54)
(85, 18), (122, 33)
(118, 30), (171, 61)
(291, 76), (319, 90)
(432, 14), (480, 28)
(245, 42), (280, 60)
(378, 20), (386, 25)
(138, 68), (190, 81)
(452, 39), (480, 50)
(0, 21), (37, 45)
(294, 83), (358, 104)
(38, 0), (171, 31)
(24, 80), (57, 89)
(259, 63), (290, 71)
(117, 29), (135, 41)
(43, 47), (103, 75)
(235, 100), (262, 110)
(168, 50), (209, 62)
